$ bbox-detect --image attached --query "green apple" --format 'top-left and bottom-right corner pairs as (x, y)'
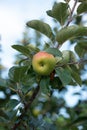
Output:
(32, 51), (56, 75)
(56, 50), (77, 66)
(62, 50), (78, 68)
(61, 50), (73, 64)
(32, 107), (41, 117)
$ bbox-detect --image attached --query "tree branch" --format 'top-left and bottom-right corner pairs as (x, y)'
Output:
(56, 59), (87, 68)
(66, 0), (78, 26)
(12, 85), (40, 130)
(68, 59), (87, 65)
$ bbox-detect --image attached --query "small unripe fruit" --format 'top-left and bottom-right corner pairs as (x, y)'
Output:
(32, 51), (56, 75)
(27, 44), (40, 52)
(32, 108), (41, 117)
(56, 50), (77, 66)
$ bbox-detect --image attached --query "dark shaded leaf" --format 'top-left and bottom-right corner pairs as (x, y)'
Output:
(50, 77), (63, 90)
(75, 40), (87, 57)
(56, 26), (87, 44)
(26, 20), (54, 41)
(77, 2), (87, 14)
(0, 117), (8, 125)
(8, 66), (28, 82)
(0, 109), (9, 119)
(55, 67), (72, 86)
(68, 66), (82, 86)
(40, 77), (50, 94)
(6, 99), (19, 110)
(71, 71), (82, 86)
(70, 116), (87, 126)
(47, 2), (69, 25)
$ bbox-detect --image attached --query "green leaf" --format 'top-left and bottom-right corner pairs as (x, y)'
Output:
(46, 2), (69, 25)
(77, 2), (87, 14)
(26, 20), (54, 41)
(0, 117), (8, 125)
(6, 99), (19, 110)
(8, 66), (28, 82)
(55, 67), (72, 86)
(75, 40), (87, 57)
(68, 66), (82, 86)
(56, 26), (87, 44)
(70, 116), (87, 126)
(40, 77), (50, 93)
(12, 45), (31, 57)
(0, 78), (6, 88)
(45, 48), (62, 57)
(0, 109), (9, 119)
(50, 77), (63, 90)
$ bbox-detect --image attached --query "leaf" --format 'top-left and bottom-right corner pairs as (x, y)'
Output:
(0, 117), (8, 125)
(0, 78), (6, 88)
(75, 40), (87, 57)
(46, 2), (69, 25)
(77, 2), (87, 14)
(6, 99), (19, 110)
(14, 66), (28, 82)
(50, 77), (63, 90)
(8, 66), (28, 82)
(26, 20), (54, 41)
(40, 77), (50, 88)
(55, 67), (72, 86)
(70, 116), (87, 126)
(68, 66), (82, 86)
(40, 77), (50, 93)
(45, 48), (62, 57)
(12, 45), (31, 57)
(71, 71), (82, 86)
(0, 109), (9, 119)
(56, 26), (87, 44)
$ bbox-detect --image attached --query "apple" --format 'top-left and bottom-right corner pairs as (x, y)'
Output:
(62, 50), (78, 68)
(61, 50), (72, 64)
(32, 51), (56, 75)
(56, 50), (77, 66)
(32, 108), (41, 117)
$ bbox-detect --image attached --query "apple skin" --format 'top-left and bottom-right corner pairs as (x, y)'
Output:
(32, 51), (56, 75)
